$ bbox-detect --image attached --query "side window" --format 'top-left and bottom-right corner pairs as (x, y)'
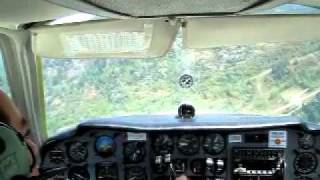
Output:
(0, 50), (10, 95)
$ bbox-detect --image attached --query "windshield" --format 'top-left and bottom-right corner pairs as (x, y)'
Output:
(43, 36), (320, 136)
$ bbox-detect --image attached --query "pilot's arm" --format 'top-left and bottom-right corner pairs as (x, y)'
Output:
(0, 90), (28, 134)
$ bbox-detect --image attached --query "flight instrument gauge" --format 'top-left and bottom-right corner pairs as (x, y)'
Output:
(124, 142), (146, 163)
(298, 134), (314, 150)
(203, 133), (225, 155)
(153, 134), (174, 155)
(95, 136), (115, 156)
(177, 134), (200, 155)
(67, 141), (88, 163)
(294, 152), (318, 174)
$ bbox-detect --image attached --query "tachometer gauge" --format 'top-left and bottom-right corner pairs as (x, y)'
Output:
(153, 134), (174, 155)
(177, 134), (200, 155)
(203, 133), (225, 155)
(67, 141), (88, 163)
(298, 134), (314, 150)
(68, 166), (90, 180)
(123, 142), (146, 163)
(294, 152), (318, 174)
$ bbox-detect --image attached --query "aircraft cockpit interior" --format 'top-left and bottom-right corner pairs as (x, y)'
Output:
(1, 1), (320, 180)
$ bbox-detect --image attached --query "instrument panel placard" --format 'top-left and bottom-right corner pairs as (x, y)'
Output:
(228, 134), (242, 143)
(268, 130), (287, 148)
(127, 132), (147, 141)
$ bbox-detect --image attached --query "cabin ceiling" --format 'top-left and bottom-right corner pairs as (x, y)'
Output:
(0, 0), (79, 29)
(0, 0), (320, 29)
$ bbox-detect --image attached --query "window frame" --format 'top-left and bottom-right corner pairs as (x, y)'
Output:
(0, 32), (47, 142)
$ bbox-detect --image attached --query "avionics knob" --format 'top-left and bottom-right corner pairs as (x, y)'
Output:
(206, 158), (214, 172)
(155, 156), (162, 164)
(164, 154), (172, 163)
(215, 159), (225, 174)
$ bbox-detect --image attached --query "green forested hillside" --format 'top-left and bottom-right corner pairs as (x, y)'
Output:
(43, 38), (320, 136)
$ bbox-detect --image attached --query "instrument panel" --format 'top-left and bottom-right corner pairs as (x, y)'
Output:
(40, 116), (320, 180)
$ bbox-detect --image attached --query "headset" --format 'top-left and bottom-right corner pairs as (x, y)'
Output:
(0, 122), (36, 180)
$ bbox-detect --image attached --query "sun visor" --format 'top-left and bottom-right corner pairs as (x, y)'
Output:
(32, 19), (178, 58)
(184, 15), (320, 48)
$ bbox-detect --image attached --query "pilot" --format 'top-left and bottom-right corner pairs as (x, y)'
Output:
(0, 90), (38, 179)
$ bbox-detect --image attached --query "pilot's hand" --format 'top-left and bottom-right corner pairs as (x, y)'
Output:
(176, 175), (190, 180)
